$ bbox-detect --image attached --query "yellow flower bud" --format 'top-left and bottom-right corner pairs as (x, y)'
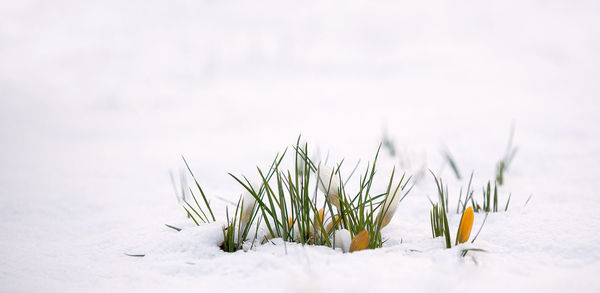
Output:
(349, 230), (369, 252)
(457, 207), (474, 244)
(312, 208), (326, 237)
(314, 208), (324, 226)
(326, 215), (340, 232)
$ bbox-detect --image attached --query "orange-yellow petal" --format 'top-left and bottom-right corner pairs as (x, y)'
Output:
(457, 207), (474, 244)
(326, 215), (340, 232)
(349, 230), (369, 252)
(314, 208), (324, 225)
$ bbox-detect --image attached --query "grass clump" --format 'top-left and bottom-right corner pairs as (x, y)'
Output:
(174, 137), (412, 253)
(256, 141), (412, 251)
(324, 145), (413, 250)
(221, 192), (261, 252)
(471, 180), (512, 213)
(429, 172), (484, 252)
(430, 203), (445, 238)
(429, 171), (453, 248)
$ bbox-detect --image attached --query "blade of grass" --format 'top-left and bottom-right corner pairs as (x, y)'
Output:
(182, 156), (215, 221)
(165, 224), (182, 232)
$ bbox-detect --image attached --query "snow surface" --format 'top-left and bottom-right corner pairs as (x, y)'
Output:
(1, 0), (599, 292)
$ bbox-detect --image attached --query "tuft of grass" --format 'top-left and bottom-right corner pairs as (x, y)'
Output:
(228, 138), (412, 251)
(173, 155), (269, 253)
(429, 172), (485, 253)
(229, 138), (331, 246)
(226, 149), (287, 251)
(220, 200), (240, 252)
(220, 194), (262, 252)
(430, 203), (445, 238)
(175, 137), (413, 253)
(471, 180), (511, 213)
(430, 171), (452, 248)
(331, 145), (413, 249)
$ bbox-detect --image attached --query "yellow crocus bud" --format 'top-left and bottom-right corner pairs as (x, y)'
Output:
(288, 216), (299, 242)
(326, 215), (340, 232)
(349, 230), (369, 252)
(312, 208), (325, 236)
(457, 207), (474, 244)
(314, 208), (324, 225)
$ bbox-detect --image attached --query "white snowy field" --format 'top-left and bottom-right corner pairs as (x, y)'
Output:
(1, 0), (599, 292)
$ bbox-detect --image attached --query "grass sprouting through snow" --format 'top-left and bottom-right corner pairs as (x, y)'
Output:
(220, 194), (262, 252)
(168, 135), (519, 256)
(229, 139), (412, 250)
(430, 204), (445, 238)
(471, 180), (511, 213)
(430, 171), (452, 249)
(429, 172), (485, 253)
(176, 137), (413, 252)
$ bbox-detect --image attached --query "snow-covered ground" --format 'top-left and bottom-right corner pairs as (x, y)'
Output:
(1, 0), (599, 292)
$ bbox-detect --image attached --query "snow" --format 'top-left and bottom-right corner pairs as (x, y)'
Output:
(1, 0), (599, 292)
